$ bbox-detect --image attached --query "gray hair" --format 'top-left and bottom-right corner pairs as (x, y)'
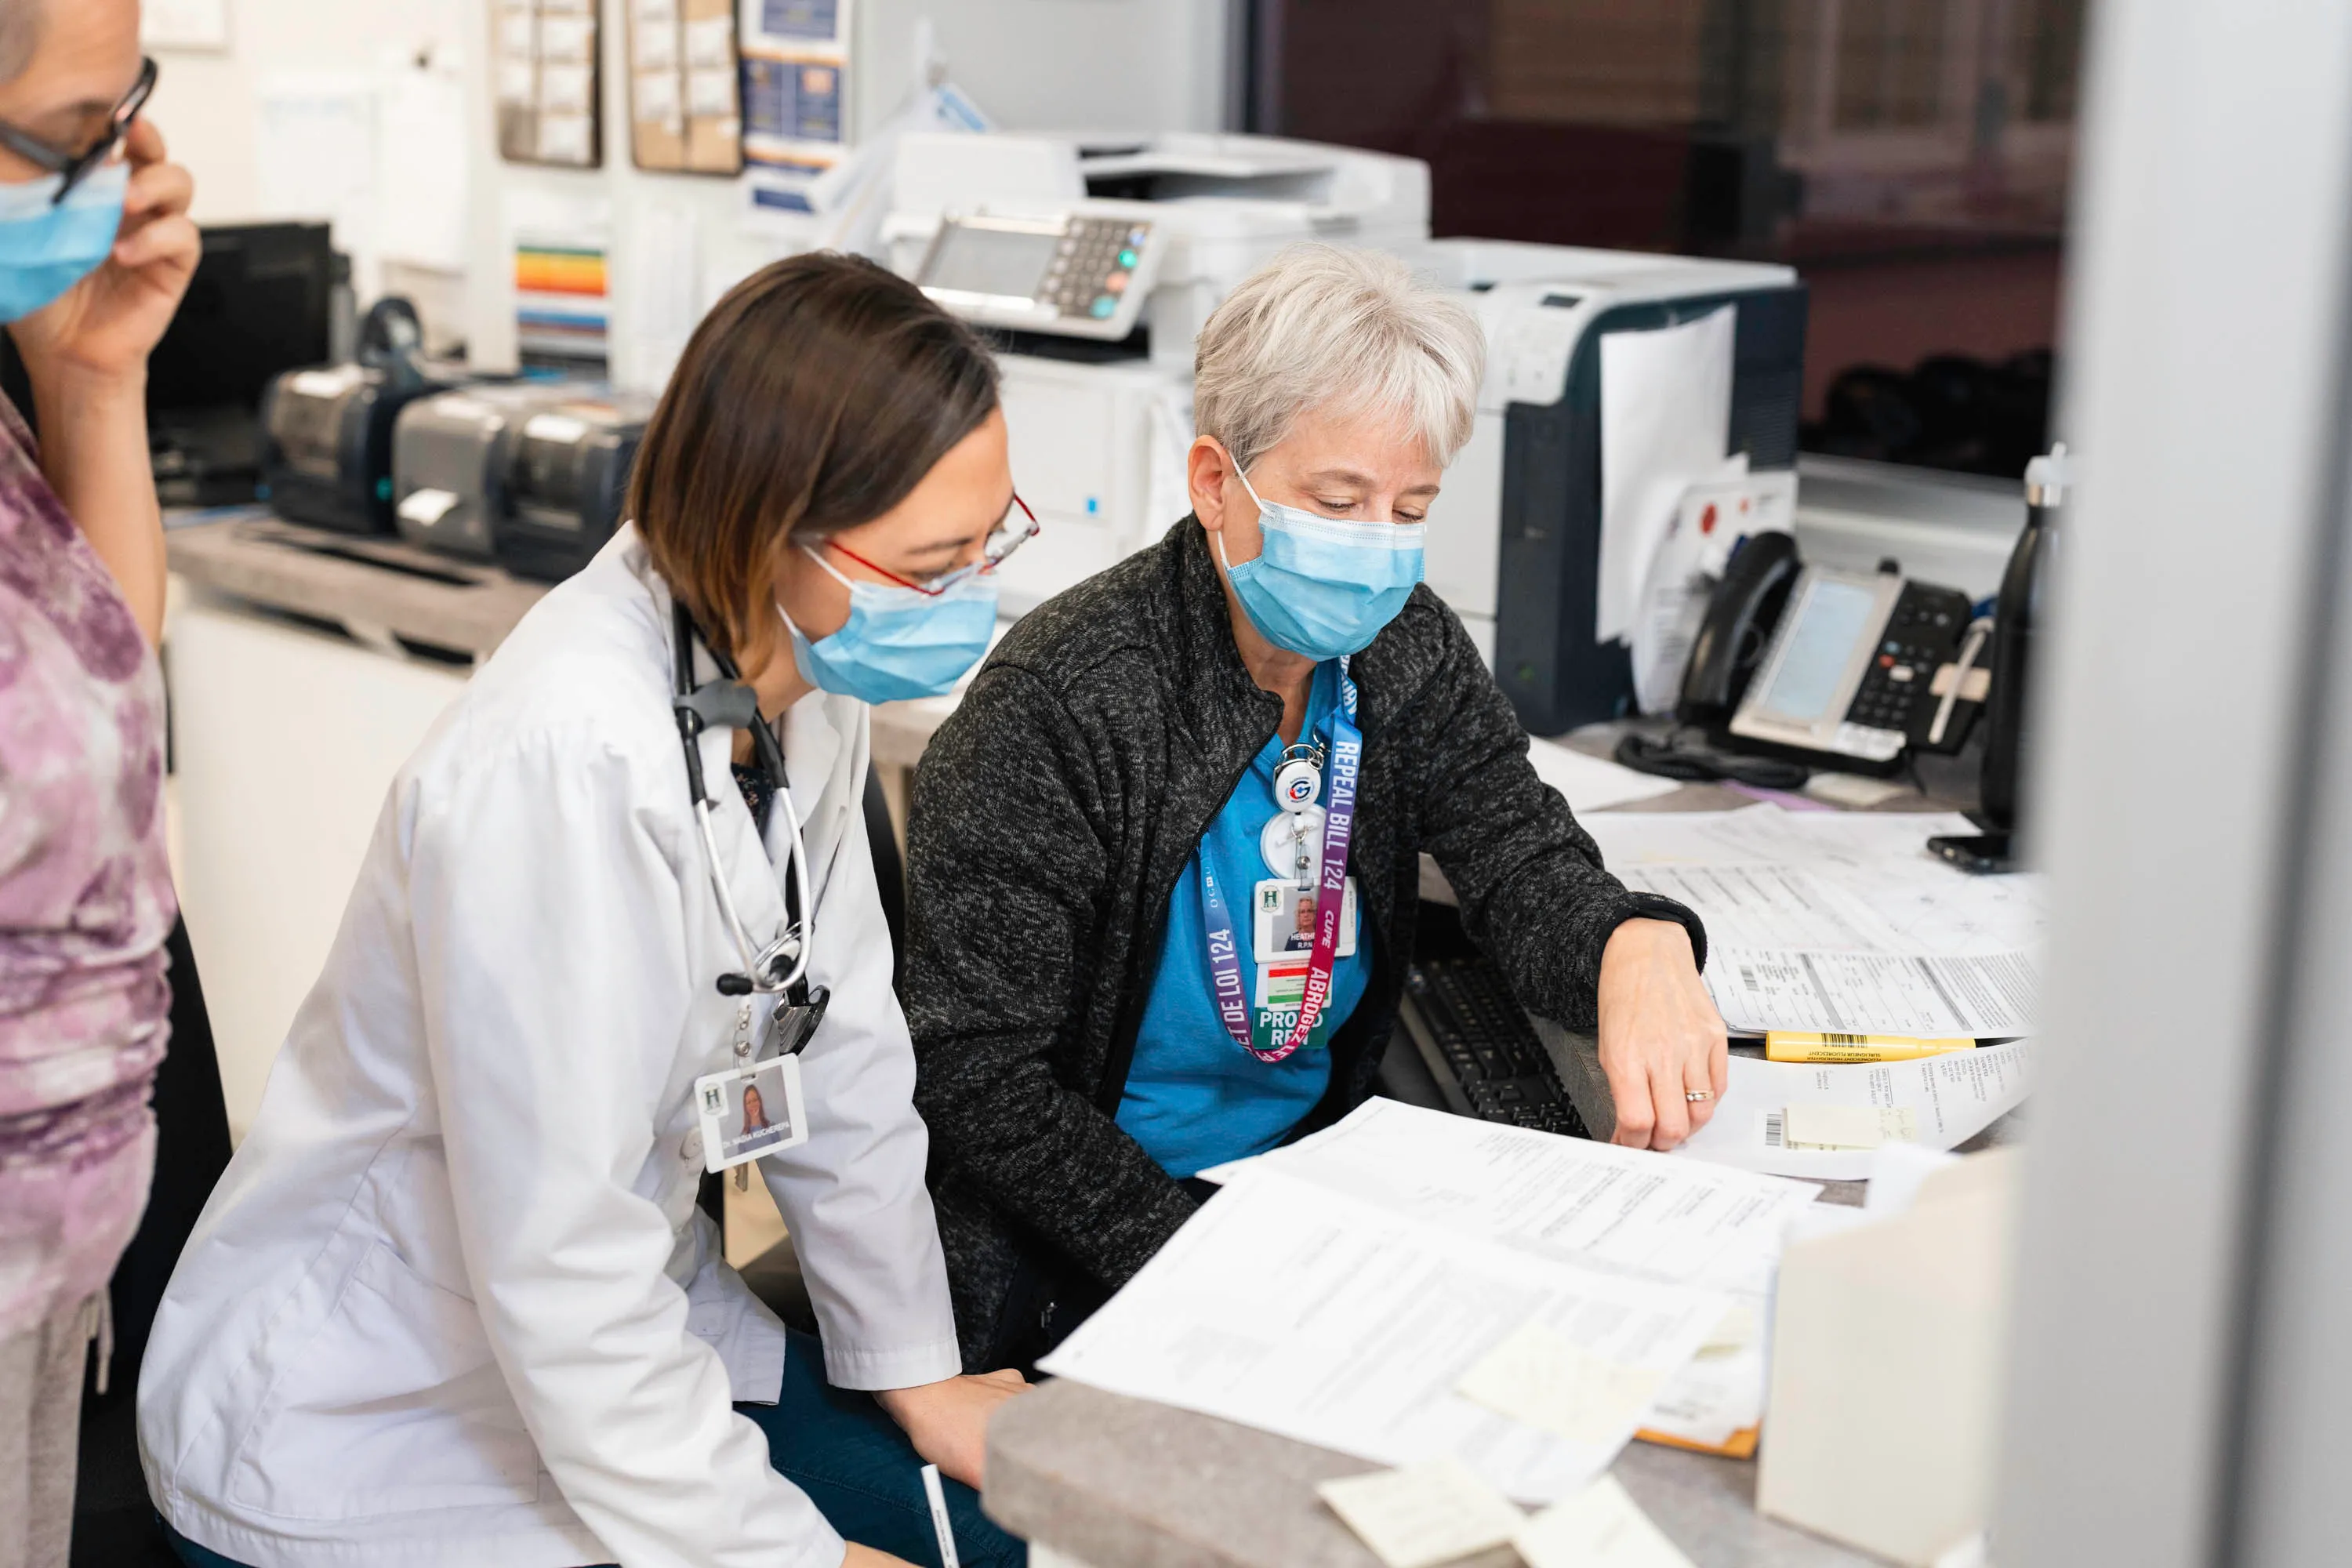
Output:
(1193, 244), (1486, 474)
(0, 0), (40, 86)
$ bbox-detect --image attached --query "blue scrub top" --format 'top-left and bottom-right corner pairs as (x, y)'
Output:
(1116, 661), (1370, 1178)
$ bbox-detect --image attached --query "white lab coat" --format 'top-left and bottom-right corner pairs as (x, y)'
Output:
(139, 528), (961, 1568)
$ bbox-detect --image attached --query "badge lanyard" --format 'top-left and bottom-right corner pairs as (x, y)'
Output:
(672, 602), (830, 1178)
(1200, 659), (1362, 1064)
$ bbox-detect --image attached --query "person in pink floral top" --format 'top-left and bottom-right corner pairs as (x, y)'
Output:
(0, 2), (198, 1563)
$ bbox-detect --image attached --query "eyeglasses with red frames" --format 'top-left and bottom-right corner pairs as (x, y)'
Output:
(825, 493), (1040, 596)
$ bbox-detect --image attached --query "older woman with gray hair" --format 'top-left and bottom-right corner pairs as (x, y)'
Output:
(903, 244), (1726, 1370)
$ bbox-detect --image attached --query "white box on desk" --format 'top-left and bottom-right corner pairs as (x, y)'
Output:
(1758, 1149), (2021, 1566)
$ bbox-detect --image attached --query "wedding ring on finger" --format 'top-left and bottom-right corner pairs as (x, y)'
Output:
(1685, 1091), (1715, 1102)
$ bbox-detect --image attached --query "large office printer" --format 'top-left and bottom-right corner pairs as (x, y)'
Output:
(394, 384), (652, 583)
(1417, 240), (1804, 733)
(885, 132), (1804, 734)
(882, 132), (1428, 610)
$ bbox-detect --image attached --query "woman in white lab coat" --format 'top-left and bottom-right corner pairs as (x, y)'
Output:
(140, 254), (1032, 1568)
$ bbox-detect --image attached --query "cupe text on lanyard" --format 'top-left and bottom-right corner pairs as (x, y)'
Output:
(1200, 658), (1363, 1064)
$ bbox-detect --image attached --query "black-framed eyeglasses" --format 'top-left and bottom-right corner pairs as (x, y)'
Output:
(0, 56), (158, 205)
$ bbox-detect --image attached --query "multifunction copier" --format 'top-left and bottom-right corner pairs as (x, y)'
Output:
(885, 131), (1806, 733)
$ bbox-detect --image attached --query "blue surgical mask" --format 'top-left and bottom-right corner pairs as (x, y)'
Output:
(1219, 465), (1425, 659)
(780, 546), (1000, 705)
(0, 162), (128, 324)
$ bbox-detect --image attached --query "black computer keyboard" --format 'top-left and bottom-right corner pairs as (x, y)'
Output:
(1396, 956), (1588, 1138)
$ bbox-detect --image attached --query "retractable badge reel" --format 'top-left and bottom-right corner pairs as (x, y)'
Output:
(1272, 746), (1323, 812)
(1262, 743), (1327, 887)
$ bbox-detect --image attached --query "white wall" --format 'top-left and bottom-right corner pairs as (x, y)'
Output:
(854, 0), (1229, 140)
(147, 0), (474, 227)
(168, 601), (470, 1141)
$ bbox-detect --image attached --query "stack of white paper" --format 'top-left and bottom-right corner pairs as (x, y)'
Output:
(1195, 1099), (1820, 1451)
(1039, 1166), (1731, 1504)
(1584, 805), (2045, 1035)
(1675, 1039), (2034, 1181)
(1525, 735), (1682, 814)
(1597, 308), (1735, 647)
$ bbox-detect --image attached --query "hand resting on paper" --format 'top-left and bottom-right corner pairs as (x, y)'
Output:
(1595, 917), (1727, 1151)
(874, 1367), (1030, 1490)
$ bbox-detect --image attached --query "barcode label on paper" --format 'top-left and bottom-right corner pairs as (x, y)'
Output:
(1763, 1111), (1785, 1148)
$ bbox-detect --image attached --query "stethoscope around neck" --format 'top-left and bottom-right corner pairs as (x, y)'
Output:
(670, 600), (814, 1000)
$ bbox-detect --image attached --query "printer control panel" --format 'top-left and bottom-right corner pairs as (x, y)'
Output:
(1043, 216), (1152, 322)
(916, 210), (1161, 340)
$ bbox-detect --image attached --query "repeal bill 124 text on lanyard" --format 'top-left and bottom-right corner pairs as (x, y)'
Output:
(1200, 659), (1362, 1064)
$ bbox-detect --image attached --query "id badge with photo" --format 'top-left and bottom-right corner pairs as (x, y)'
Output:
(1251, 876), (1358, 964)
(695, 1053), (809, 1174)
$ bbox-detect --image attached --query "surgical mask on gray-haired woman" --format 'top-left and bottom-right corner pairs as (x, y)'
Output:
(1217, 459), (1426, 659)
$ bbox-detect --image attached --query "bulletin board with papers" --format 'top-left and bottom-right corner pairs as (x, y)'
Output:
(627, 0), (744, 175)
(737, 0), (853, 220)
(495, 0), (604, 169)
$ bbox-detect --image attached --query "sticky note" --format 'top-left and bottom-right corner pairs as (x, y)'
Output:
(1316, 1457), (1524, 1568)
(1455, 1320), (1664, 1446)
(1515, 1475), (1696, 1568)
(1696, 1301), (1758, 1358)
(1780, 1105), (1919, 1150)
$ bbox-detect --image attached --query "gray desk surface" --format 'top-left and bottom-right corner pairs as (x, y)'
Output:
(987, 1380), (1879, 1568)
(166, 510), (546, 662)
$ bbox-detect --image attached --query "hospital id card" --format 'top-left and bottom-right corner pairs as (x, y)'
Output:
(695, 1053), (809, 1174)
(1252, 876), (1359, 964)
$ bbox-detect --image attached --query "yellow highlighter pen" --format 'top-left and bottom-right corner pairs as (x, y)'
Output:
(1763, 1031), (1979, 1063)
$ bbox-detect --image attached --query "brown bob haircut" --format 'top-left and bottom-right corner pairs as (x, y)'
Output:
(630, 251), (1000, 670)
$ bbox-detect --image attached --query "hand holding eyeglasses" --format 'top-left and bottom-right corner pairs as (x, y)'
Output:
(11, 114), (198, 391)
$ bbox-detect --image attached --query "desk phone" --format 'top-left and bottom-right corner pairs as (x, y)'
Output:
(1728, 565), (1974, 770)
(914, 209), (1164, 340)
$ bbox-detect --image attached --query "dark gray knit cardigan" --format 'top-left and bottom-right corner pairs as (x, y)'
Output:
(902, 517), (1704, 1368)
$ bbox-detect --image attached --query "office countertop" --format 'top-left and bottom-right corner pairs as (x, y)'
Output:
(985, 1378), (1880, 1568)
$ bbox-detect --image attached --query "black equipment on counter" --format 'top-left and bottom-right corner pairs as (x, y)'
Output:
(1668, 526), (1983, 779)
(1396, 956), (1584, 1137)
(1677, 529), (1800, 728)
(392, 383), (561, 561)
(260, 296), (458, 535)
(0, 222), (338, 505)
(1930, 445), (2068, 874)
(495, 392), (651, 582)
(150, 223), (338, 506)
(390, 384), (649, 583)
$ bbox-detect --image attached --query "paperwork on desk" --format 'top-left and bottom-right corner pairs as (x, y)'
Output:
(1316, 1458), (1525, 1568)
(1587, 804), (2045, 1036)
(1517, 1475), (1698, 1568)
(1038, 1166), (1733, 1504)
(1677, 1040), (2034, 1181)
(1596, 307), (1735, 645)
(1192, 1098), (1821, 1455)
(1526, 735), (1682, 812)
